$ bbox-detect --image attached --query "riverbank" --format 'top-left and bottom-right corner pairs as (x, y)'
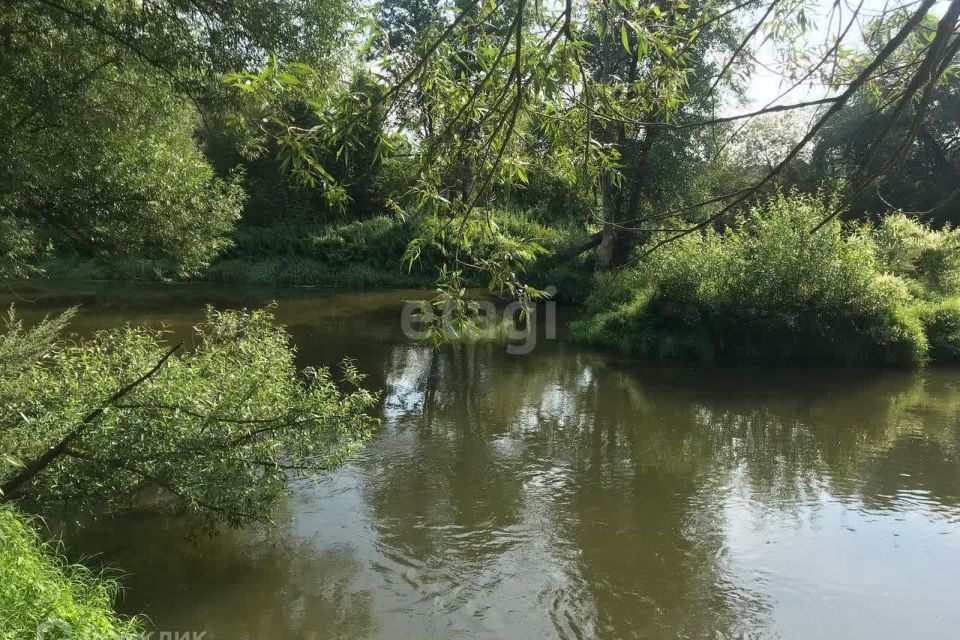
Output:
(571, 195), (960, 366)
(0, 505), (141, 638)
(36, 214), (596, 301)
(27, 195), (960, 366)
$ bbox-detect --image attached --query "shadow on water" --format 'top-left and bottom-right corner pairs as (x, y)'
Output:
(6, 282), (960, 639)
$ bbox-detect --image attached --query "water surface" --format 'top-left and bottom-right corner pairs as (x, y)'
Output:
(7, 283), (960, 639)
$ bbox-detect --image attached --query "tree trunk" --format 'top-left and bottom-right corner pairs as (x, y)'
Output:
(595, 118), (626, 271)
(594, 169), (621, 271)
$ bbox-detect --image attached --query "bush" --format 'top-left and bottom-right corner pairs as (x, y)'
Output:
(221, 216), (413, 265)
(0, 506), (140, 639)
(872, 213), (960, 297)
(204, 216), (435, 287)
(205, 256), (434, 287)
(36, 255), (176, 282)
(572, 192), (929, 365)
(454, 208), (592, 301)
(919, 297), (960, 362)
(31, 204), (597, 293)
(502, 168), (595, 225)
(208, 208), (595, 293)
(31, 216), (434, 286)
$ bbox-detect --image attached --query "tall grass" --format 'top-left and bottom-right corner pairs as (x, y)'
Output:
(31, 207), (598, 295)
(0, 505), (140, 639)
(207, 211), (595, 295)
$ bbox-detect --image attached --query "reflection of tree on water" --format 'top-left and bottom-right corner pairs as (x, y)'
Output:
(852, 374), (960, 512)
(21, 289), (960, 638)
(361, 345), (756, 637)
(363, 345), (960, 638)
(67, 332), (960, 639)
(576, 364), (960, 517)
(67, 516), (376, 640)
(513, 359), (773, 639)
(365, 345), (530, 595)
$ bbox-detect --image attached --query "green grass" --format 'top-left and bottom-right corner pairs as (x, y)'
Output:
(33, 211), (596, 297)
(204, 256), (433, 287)
(35, 255), (173, 282)
(0, 505), (140, 640)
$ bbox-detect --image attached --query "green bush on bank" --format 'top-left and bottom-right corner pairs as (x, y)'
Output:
(205, 255), (435, 287)
(572, 192), (937, 365)
(223, 216), (415, 265)
(872, 213), (960, 298)
(0, 506), (140, 639)
(185, 216), (433, 287)
(479, 208), (594, 302)
(35, 216), (432, 287)
(206, 211), (595, 295)
(919, 297), (960, 362)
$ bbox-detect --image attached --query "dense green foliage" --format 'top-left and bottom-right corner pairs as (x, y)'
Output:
(810, 12), (960, 226)
(0, 306), (379, 529)
(919, 298), (960, 361)
(3, 0), (960, 629)
(208, 210), (593, 296)
(872, 213), (960, 297)
(0, 505), (140, 639)
(36, 211), (596, 299)
(206, 217), (432, 287)
(572, 193), (960, 365)
(7, 0), (958, 302)
(0, 0), (361, 278)
(0, 2), (248, 276)
(871, 213), (960, 362)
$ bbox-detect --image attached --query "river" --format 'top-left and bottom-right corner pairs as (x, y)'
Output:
(6, 282), (960, 639)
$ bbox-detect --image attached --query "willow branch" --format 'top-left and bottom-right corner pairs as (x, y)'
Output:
(1, 343), (182, 499)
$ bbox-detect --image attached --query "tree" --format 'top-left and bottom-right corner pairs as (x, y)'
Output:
(231, 0), (738, 298)
(0, 0), (360, 278)
(1, 2), (237, 277)
(0, 306), (379, 530)
(812, 16), (960, 227)
(231, 0), (960, 286)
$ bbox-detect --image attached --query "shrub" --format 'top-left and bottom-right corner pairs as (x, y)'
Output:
(0, 505), (140, 639)
(572, 192), (929, 365)
(206, 216), (443, 286)
(872, 213), (960, 297)
(223, 217), (416, 265)
(475, 208), (594, 301)
(919, 297), (960, 362)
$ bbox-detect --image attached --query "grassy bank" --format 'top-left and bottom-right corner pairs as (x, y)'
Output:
(36, 216), (433, 288)
(31, 196), (960, 366)
(571, 193), (960, 366)
(204, 216), (433, 287)
(0, 506), (139, 639)
(37, 213), (596, 301)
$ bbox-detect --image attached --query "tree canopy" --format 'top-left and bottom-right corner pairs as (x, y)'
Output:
(0, 0), (958, 310)
(0, 0), (355, 277)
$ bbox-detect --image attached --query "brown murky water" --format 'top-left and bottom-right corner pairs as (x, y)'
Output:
(6, 282), (960, 639)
